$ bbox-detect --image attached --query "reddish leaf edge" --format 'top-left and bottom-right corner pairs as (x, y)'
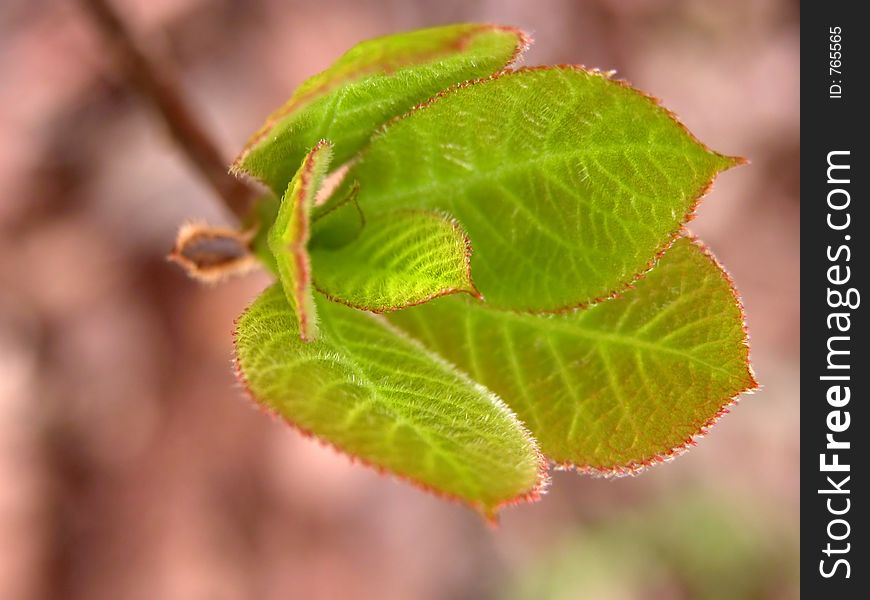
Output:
(357, 64), (747, 316)
(231, 302), (549, 525)
(230, 24), (531, 183)
(313, 208), (483, 314)
(284, 139), (333, 342)
(550, 233), (760, 479)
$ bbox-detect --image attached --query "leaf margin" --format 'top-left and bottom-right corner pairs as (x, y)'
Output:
(230, 23), (532, 189)
(552, 234), (760, 478)
(311, 208), (484, 314)
(268, 139), (334, 341)
(324, 64), (747, 315)
(231, 288), (550, 522)
(383, 235), (759, 477)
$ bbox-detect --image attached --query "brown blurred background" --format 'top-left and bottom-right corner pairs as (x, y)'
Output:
(0, 0), (799, 598)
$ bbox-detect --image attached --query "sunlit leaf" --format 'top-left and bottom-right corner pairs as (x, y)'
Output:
(234, 23), (528, 194)
(223, 25), (758, 510)
(311, 209), (479, 312)
(268, 140), (333, 341)
(388, 238), (757, 473)
(234, 286), (546, 518)
(332, 67), (742, 312)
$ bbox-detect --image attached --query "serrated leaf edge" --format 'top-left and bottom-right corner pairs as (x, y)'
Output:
(313, 208), (483, 313)
(231, 293), (550, 523)
(351, 64), (746, 315)
(551, 234), (760, 478)
(272, 139), (333, 341)
(230, 24), (531, 182)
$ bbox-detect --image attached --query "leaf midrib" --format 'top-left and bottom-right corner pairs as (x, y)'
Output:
(318, 310), (517, 496)
(487, 308), (738, 378)
(357, 145), (696, 208)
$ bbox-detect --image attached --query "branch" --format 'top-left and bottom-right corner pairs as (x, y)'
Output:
(76, 0), (256, 221)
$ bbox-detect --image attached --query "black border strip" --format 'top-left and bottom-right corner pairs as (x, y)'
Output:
(802, 2), (866, 595)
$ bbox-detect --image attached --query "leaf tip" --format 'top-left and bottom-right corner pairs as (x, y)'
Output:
(481, 445), (550, 523)
(484, 24), (533, 65)
(712, 152), (750, 173)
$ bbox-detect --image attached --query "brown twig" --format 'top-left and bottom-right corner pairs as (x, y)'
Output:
(76, 0), (256, 221)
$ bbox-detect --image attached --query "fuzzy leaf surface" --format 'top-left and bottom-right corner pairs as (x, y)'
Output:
(311, 209), (479, 312)
(387, 238), (757, 472)
(268, 141), (333, 341)
(310, 182), (364, 249)
(247, 194), (280, 274)
(234, 24), (527, 194)
(335, 67), (741, 312)
(235, 286), (544, 517)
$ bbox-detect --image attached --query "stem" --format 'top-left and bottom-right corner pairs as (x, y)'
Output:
(76, 0), (256, 221)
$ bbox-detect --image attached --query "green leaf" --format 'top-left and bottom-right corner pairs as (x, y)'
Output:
(311, 209), (480, 312)
(387, 238), (757, 473)
(309, 181), (364, 249)
(234, 286), (545, 518)
(331, 67), (742, 312)
(233, 23), (528, 194)
(246, 194), (280, 275)
(268, 140), (333, 341)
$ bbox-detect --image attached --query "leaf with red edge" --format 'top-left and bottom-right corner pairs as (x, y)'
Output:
(268, 140), (333, 341)
(387, 237), (758, 473)
(233, 23), (529, 194)
(326, 66), (743, 313)
(311, 209), (481, 312)
(234, 286), (547, 519)
(224, 25), (758, 514)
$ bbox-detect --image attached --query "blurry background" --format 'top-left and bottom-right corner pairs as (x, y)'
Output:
(0, 0), (799, 598)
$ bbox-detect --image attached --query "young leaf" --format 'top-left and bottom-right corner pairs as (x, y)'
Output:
(387, 237), (757, 474)
(311, 209), (480, 312)
(268, 140), (333, 341)
(332, 67), (742, 312)
(234, 286), (546, 518)
(233, 24), (529, 194)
